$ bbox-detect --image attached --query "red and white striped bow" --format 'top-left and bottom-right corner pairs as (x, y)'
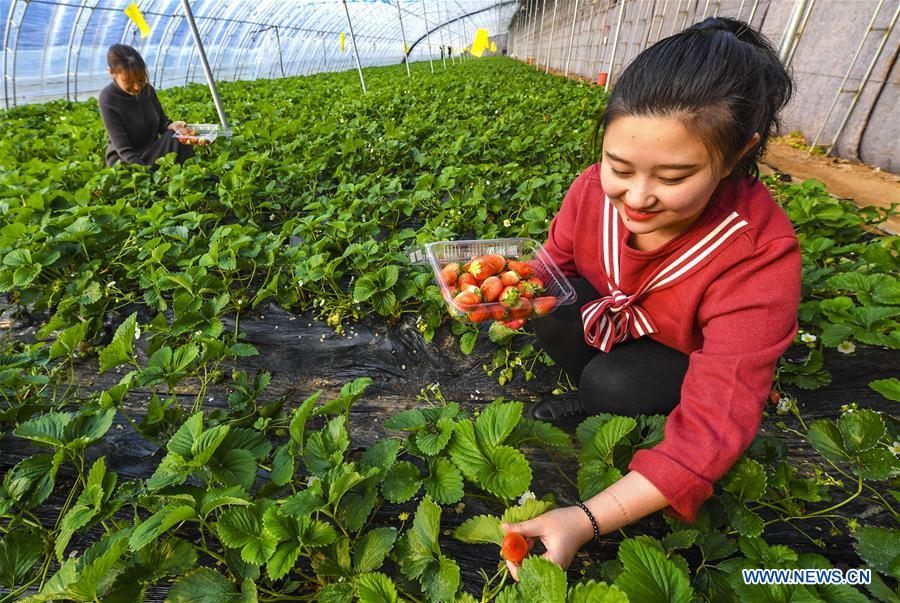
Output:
(582, 195), (749, 352)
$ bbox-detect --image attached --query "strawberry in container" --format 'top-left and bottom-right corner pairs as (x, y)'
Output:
(408, 238), (576, 327)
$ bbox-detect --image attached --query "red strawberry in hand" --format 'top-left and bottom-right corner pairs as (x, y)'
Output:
(501, 532), (529, 564)
(489, 303), (508, 321)
(528, 277), (545, 291)
(531, 296), (557, 317)
(516, 280), (537, 299)
(480, 276), (503, 302)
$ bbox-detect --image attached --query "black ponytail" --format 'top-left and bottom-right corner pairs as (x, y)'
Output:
(594, 17), (793, 180)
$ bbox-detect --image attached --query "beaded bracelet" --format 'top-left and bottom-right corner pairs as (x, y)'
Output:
(574, 501), (602, 543)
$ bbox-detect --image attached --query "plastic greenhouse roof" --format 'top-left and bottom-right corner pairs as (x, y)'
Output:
(1, 0), (516, 107)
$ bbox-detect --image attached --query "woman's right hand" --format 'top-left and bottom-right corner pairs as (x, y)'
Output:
(501, 506), (595, 581)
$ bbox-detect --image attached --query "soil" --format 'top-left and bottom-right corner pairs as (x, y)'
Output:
(761, 141), (900, 235)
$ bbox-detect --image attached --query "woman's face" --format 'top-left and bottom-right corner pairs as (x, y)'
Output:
(599, 114), (727, 245)
(110, 69), (147, 96)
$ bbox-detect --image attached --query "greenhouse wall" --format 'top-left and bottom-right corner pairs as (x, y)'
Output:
(508, 0), (900, 174)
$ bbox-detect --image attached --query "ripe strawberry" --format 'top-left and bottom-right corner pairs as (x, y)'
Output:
(531, 296), (557, 317)
(509, 298), (532, 320)
(501, 318), (527, 330)
(467, 306), (491, 323)
(463, 260), (472, 272)
(458, 273), (477, 289)
(453, 290), (481, 311)
(480, 276), (503, 302)
(461, 284), (481, 295)
(768, 389), (780, 405)
(528, 277), (545, 291)
(507, 260), (533, 278)
(501, 532), (529, 564)
(441, 262), (460, 286)
(489, 303), (508, 321)
(500, 271), (520, 287)
(516, 281), (537, 299)
(468, 254), (504, 280)
(499, 286), (520, 306)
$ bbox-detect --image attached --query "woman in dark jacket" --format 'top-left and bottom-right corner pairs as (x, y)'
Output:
(98, 44), (194, 167)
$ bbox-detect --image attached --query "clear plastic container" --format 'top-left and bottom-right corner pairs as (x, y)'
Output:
(409, 238), (576, 323)
(174, 123), (232, 146)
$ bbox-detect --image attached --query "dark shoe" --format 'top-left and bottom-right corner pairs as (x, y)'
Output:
(528, 393), (585, 422)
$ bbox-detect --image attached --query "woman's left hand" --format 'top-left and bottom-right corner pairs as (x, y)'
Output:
(169, 120), (187, 133)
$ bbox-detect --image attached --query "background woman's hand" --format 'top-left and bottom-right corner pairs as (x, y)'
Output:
(168, 120), (187, 133)
(502, 505), (595, 581)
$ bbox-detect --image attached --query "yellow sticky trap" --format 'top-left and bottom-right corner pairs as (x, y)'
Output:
(404, 41), (409, 56)
(340, 32), (346, 52)
(471, 28), (490, 57)
(490, 42), (497, 53)
(124, 2), (151, 39)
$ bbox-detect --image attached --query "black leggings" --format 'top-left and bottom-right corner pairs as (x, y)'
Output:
(533, 278), (690, 416)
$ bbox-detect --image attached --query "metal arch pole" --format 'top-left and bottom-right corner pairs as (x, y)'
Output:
(155, 9), (182, 88)
(817, 1), (898, 155)
(529, 0), (539, 62)
(72, 0), (98, 101)
(736, 0), (746, 19)
(65, 0), (90, 101)
(564, 0), (579, 76)
(537, 0), (547, 70)
(669, 0), (682, 35)
(445, 0), (455, 65)
(701, 0), (711, 19)
(546, 0), (558, 74)
(39, 2), (64, 97)
(592, 0), (613, 75)
(641, 0), (658, 51)
(747, 0), (761, 27)
(341, 0), (367, 93)
(653, 0), (668, 43)
(777, 0), (808, 61)
(783, 0), (815, 68)
(436, 1), (447, 69)
(180, 0), (229, 128)
(605, 0), (625, 91)
(2, 0), (18, 109)
(7, 0), (29, 109)
(212, 18), (244, 80)
(809, 0), (885, 151)
(396, 0), (411, 77)
(582, 0), (596, 75)
(274, 27), (286, 78)
(420, 0), (436, 73)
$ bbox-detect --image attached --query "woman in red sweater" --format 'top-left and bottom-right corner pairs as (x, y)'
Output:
(503, 17), (800, 579)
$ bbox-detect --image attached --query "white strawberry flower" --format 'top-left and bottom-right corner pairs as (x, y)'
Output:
(134, 325), (141, 340)
(776, 395), (794, 415)
(837, 341), (856, 354)
(518, 490), (536, 505)
(889, 441), (900, 457)
(503, 219), (511, 227)
(800, 332), (817, 344)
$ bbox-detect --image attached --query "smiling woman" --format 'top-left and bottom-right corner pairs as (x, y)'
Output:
(97, 44), (194, 168)
(505, 17), (802, 582)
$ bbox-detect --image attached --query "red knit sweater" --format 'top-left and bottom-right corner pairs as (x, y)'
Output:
(543, 164), (801, 523)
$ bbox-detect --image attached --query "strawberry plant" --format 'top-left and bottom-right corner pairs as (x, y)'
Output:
(0, 57), (897, 602)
